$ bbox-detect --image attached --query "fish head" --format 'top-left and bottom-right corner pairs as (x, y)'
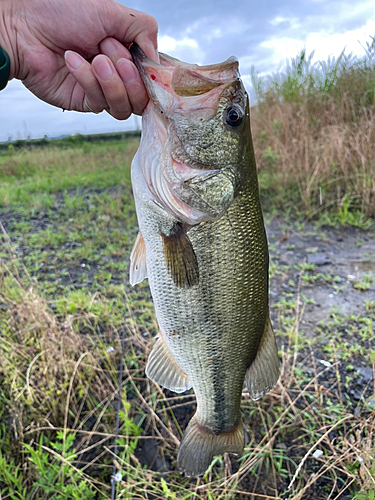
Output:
(131, 44), (253, 224)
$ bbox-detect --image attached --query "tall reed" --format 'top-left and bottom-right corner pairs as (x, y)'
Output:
(251, 38), (375, 218)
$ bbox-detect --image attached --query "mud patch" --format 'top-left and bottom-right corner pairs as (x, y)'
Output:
(267, 219), (375, 337)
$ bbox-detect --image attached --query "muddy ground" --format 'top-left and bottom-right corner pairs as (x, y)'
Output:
(267, 218), (375, 334)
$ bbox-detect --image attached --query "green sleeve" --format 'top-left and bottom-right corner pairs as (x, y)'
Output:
(0, 45), (10, 91)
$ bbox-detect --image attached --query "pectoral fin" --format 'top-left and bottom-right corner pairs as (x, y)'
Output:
(146, 334), (192, 393)
(245, 316), (279, 401)
(162, 224), (199, 288)
(129, 231), (148, 286)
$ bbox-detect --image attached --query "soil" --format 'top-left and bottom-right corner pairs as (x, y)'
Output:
(266, 218), (375, 336)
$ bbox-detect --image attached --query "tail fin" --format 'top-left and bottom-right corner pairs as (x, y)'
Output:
(177, 414), (244, 477)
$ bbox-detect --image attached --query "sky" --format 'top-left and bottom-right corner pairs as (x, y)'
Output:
(1, 0), (374, 142)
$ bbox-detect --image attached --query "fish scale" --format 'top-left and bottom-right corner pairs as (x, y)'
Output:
(129, 44), (279, 476)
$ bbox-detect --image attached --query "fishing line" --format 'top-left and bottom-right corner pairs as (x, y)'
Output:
(111, 314), (126, 500)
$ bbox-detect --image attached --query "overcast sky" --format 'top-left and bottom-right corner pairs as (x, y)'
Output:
(1, 0), (374, 142)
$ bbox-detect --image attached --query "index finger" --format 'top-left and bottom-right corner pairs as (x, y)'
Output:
(104, 3), (159, 62)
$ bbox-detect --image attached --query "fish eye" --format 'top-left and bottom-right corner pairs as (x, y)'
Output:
(224, 105), (243, 127)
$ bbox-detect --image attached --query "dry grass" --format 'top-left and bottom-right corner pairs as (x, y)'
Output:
(252, 98), (375, 217)
(1, 244), (375, 499)
(251, 43), (375, 220)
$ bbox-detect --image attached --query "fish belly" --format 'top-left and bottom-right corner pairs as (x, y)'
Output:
(136, 186), (268, 420)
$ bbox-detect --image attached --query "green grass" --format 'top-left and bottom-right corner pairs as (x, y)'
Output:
(0, 137), (137, 208)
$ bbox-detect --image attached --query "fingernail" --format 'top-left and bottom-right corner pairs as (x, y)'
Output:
(118, 59), (137, 82)
(95, 57), (113, 81)
(101, 38), (118, 56)
(65, 51), (83, 70)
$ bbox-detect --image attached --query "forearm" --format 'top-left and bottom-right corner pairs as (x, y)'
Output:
(0, 0), (19, 81)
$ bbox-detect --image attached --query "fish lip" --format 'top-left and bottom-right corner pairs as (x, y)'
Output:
(129, 42), (143, 61)
(130, 44), (153, 89)
(131, 43), (239, 76)
(130, 43), (151, 67)
(130, 43), (163, 105)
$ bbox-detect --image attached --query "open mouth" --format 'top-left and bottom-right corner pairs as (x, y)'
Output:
(130, 43), (239, 113)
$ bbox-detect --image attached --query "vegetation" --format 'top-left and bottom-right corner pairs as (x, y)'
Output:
(251, 37), (375, 222)
(0, 41), (375, 499)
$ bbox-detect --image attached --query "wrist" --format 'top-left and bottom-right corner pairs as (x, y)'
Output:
(0, 1), (19, 81)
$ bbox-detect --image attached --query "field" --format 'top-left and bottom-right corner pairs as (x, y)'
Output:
(0, 43), (375, 499)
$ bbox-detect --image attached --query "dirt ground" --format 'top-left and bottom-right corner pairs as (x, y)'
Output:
(267, 218), (375, 334)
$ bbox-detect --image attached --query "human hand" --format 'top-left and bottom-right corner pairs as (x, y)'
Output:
(0, 0), (158, 118)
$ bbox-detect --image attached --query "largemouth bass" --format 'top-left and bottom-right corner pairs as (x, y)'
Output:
(129, 44), (279, 477)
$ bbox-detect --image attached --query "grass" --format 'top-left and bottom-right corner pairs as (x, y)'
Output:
(0, 136), (137, 207)
(252, 37), (375, 223)
(1, 245), (375, 499)
(1, 41), (375, 499)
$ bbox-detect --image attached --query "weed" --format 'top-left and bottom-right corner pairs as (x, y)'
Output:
(354, 273), (375, 291)
(23, 432), (96, 499)
(252, 40), (375, 220)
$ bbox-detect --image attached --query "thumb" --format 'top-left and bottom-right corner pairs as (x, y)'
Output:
(104, 3), (158, 62)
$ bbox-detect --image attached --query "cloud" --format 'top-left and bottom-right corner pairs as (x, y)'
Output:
(158, 35), (199, 52)
(269, 16), (300, 29)
(158, 35), (203, 63)
(259, 0), (375, 69)
(261, 18), (375, 68)
(306, 19), (375, 61)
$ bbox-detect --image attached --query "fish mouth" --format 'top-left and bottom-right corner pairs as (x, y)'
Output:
(131, 43), (239, 104)
(130, 43), (239, 172)
(131, 44), (239, 223)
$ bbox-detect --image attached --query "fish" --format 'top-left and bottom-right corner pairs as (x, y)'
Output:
(129, 44), (280, 477)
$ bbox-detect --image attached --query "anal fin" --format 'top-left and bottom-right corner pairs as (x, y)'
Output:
(129, 231), (148, 286)
(245, 315), (279, 401)
(146, 334), (192, 393)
